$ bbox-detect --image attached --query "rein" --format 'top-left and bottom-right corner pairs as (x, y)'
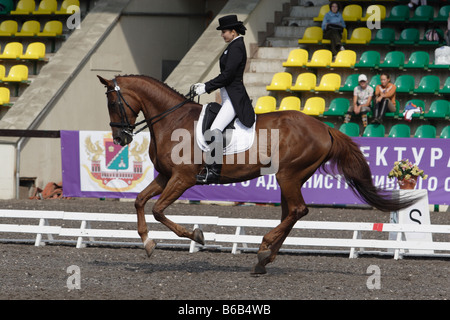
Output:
(106, 78), (197, 135)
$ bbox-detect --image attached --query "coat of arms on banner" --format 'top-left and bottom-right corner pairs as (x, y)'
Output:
(79, 131), (153, 193)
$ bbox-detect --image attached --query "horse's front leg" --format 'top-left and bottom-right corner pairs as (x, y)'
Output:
(135, 174), (168, 257)
(152, 175), (205, 245)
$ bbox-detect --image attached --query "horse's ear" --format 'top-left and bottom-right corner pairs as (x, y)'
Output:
(97, 75), (112, 87)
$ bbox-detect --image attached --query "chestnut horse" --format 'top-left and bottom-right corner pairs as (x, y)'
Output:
(98, 75), (417, 274)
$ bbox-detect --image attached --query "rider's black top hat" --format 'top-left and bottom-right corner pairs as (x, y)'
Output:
(216, 15), (246, 34)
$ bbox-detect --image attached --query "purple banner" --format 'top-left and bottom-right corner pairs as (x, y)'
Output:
(62, 131), (450, 205)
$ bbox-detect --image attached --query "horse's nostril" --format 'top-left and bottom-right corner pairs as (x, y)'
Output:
(114, 137), (121, 145)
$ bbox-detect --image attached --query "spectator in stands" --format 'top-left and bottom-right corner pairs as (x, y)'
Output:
(344, 74), (373, 127)
(445, 11), (450, 46)
(372, 73), (397, 124)
(193, 15), (255, 184)
(408, 0), (427, 10)
(322, 1), (346, 56)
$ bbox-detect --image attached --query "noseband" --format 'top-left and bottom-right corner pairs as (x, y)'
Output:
(105, 78), (196, 136)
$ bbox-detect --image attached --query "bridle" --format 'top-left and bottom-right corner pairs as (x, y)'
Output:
(105, 78), (197, 137)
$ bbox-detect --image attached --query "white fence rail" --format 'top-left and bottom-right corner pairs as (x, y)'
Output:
(0, 209), (449, 259)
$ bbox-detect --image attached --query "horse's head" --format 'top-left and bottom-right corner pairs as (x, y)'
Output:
(98, 75), (140, 146)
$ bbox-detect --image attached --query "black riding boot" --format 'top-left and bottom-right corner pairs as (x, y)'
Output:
(196, 129), (223, 185)
(376, 99), (389, 124)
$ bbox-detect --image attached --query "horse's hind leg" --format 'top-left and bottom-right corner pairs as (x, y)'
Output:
(252, 181), (308, 274)
(135, 174), (168, 257)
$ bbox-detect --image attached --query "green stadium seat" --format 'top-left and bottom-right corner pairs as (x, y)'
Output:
(424, 100), (450, 119)
(440, 126), (450, 139)
(361, 4), (386, 22)
(394, 75), (415, 94)
(354, 51), (380, 69)
(404, 51), (430, 70)
(370, 28), (395, 45)
(379, 51), (405, 70)
(363, 124), (385, 137)
(388, 124), (411, 138)
(323, 121), (334, 128)
(435, 5), (450, 22)
(339, 122), (360, 137)
(394, 28), (420, 45)
(418, 29), (445, 46)
(0, 0), (14, 14)
(403, 99), (425, 119)
(410, 5), (434, 22)
(368, 74), (381, 90)
(385, 5), (409, 22)
(414, 75), (440, 94)
(439, 77), (450, 94)
(339, 74), (359, 92)
(323, 98), (349, 117)
(414, 125), (436, 139)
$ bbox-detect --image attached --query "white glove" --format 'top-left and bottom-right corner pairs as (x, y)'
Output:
(194, 83), (206, 96)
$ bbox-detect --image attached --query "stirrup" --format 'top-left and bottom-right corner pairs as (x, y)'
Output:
(196, 165), (221, 185)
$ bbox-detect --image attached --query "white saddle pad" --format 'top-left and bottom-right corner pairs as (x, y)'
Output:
(196, 104), (256, 155)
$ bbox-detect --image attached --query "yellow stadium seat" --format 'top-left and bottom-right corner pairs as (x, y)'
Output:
(37, 20), (63, 37)
(282, 49), (308, 68)
(298, 26), (323, 44)
(361, 5), (386, 22)
(254, 96), (276, 114)
(330, 50), (356, 68)
(0, 20), (18, 36)
(278, 96), (301, 111)
(302, 97), (325, 116)
(0, 42), (23, 59)
(306, 49), (332, 68)
(55, 0), (80, 14)
(15, 20), (40, 37)
(290, 72), (316, 92)
(10, 0), (35, 15)
(266, 72), (292, 91)
(0, 65), (6, 79)
(20, 42), (46, 60)
(0, 87), (11, 105)
(313, 5), (329, 22)
(346, 27), (372, 44)
(33, 0), (58, 14)
(2, 65), (29, 82)
(342, 4), (363, 21)
(314, 73), (341, 92)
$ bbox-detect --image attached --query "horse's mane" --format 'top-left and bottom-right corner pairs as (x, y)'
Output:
(116, 74), (187, 100)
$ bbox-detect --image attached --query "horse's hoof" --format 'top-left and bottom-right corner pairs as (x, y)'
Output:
(193, 228), (205, 246)
(250, 250), (271, 275)
(251, 263), (267, 275)
(143, 238), (156, 258)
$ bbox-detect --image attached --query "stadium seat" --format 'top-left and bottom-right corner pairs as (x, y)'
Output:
(0, 20), (18, 36)
(404, 51), (430, 70)
(33, 0), (58, 14)
(354, 51), (380, 69)
(369, 74), (381, 90)
(10, 0), (35, 15)
(419, 29), (445, 46)
(370, 28), (395, 45)
(0, 87), (10, 105)
(0, 42), (23, 59)
(0, 0), (14, 14)
(314, 73), (341, 92)
(440, 126), (450, 139)
(323, 98), (349, 117)
(330, 50), (356, 68)
(429, 58), (450, 70)
(363, 124), (385, 137)
(388, 124), (410, 138)
(361, 4), (386, 22)
(385, 5), (409, 22)
(313, 4), (329, 22)
(254, 96), (276, 114)
(55, 0), (80, 15)
(37, 21), (63, 37)
(15, 20), (40, 37)
(345, 27), (371, 45)
(385, 101), (400, 118)
(298, 27), (323, 44)
(424, 100), (449, 119)
(414, 75), (440, 94)
(0, 65), (5, 79)
(266, 72), (292, 91)
(414, 125), (436, 138)
(439, 77), (450, 94)
(435, 5), (450, 22)
(323, 121), (334, 128)
(394, 28), (420, 45)
(1, 64), (29, 82)
(339, 122), (360, 137)
(394, 75), (415, 94)
(403, 99), (425, 119)
(290, 72), (316, 92)
(339, 74), (359, 92)
(278, 96), (301, 111)
(410, 5), (434, 22)
(379, 51), (405, 70)
(306, 49), (332, 68)
(342, 4), (363, 21)
(20, 42), (46, 60)
(282, 49), (308, 68)
(302, 97), (325, 116)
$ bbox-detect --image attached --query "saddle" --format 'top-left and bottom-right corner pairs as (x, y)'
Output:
(201, 102), (235, 147)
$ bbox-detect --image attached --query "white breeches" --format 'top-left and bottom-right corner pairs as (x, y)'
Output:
(210, 88), (237, 132)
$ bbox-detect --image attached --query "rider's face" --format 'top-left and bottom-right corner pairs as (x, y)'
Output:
(221, 29), (237, 43)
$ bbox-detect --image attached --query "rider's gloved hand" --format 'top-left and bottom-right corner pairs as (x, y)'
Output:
(194, 83), (206, 96)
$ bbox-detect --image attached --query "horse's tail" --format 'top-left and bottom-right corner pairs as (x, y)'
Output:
(323, 127), (419, 212)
